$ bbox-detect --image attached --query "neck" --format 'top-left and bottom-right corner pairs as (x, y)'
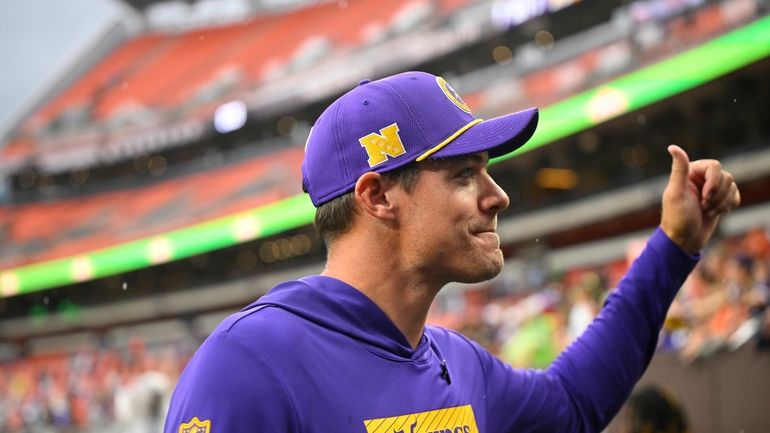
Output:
(322, 231), (442, 349)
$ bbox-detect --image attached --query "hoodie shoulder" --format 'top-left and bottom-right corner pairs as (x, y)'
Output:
(213, 279), (315, 340)
(165, 305), (303, 433)
(215, 301), (306, 348)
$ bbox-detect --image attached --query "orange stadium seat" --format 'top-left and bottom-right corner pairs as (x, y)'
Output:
(26, 0), (449, 128)
(229, 0), (425, 82)
(160, 19), (269, 106)
(96, 24), (262, 117)
(2, 198), (113, 268)
(111, 182), (185, 227)
(521, 69), (559, 108)
(230, 3), (338, 81)
(437, 0), (470, 13)
(321, 0), (416, 46)
(33, 34), (167, 125)
(689, 5), (729, 39)
(8, 201), (89, 245)
(94, 36), (197, 117)
(667, 4), (728, 48)
(0, 147), (305, 269)
(0, 137), (35, 162)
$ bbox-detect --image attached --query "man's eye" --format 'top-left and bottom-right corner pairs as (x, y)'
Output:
(458, 167), (474, 178)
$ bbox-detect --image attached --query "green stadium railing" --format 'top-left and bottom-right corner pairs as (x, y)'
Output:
(2, 14), (769, 298)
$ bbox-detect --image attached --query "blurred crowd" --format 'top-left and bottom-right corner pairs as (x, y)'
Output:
(0, 339), (193, 433)
(431, 226), (770, 368)
(1, 227), (768, 432)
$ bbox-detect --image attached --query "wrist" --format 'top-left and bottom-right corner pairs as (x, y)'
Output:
(659, 224), (700, 256)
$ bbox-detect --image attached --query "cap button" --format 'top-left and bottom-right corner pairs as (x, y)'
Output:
(358, 79), (371, 86)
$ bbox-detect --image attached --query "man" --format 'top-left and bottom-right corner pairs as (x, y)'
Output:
(164, 71), (740, 433)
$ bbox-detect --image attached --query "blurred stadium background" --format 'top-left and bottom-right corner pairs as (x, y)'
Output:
(1, 0), (769, 431)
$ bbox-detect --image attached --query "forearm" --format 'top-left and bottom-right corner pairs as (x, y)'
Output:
(546, 227), (698, 431)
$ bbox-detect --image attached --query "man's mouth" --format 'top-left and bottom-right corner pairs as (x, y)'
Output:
(471, 229), (500, 246)
(471, 223), (497, 235)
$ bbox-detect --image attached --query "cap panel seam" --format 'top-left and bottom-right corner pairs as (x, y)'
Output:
(381, 83), (432, 152)
(331, 101), (350, 189)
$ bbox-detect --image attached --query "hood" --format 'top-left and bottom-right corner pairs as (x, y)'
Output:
(248, 275), (435, 362)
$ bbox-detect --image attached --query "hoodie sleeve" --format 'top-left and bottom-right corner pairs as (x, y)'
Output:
(478, 227), (699, 433)
(163, 330), (300, 433)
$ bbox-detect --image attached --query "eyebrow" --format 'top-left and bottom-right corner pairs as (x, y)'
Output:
(424, 152), (488, 170)
(459, 153), (487, 164)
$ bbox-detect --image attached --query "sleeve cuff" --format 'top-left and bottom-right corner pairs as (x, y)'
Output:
(650, 226), (701, 264)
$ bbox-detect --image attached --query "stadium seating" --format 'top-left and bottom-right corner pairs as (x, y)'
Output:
(33, 34), (166, 125)
(0, 0), (763, 275)
(0, 147), (304, 268)
(468, 0), (755, 116)
(3, 0), (472, 169)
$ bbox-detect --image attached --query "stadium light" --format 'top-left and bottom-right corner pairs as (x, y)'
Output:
(214, 100), (248, 134)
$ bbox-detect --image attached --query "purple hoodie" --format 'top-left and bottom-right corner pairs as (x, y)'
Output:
(164, 228), (697, 433)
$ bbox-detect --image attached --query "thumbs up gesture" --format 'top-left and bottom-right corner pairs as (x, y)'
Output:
(661, 145), (741, 255)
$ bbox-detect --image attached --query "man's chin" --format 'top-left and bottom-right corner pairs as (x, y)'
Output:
(454, 256), (504, 284)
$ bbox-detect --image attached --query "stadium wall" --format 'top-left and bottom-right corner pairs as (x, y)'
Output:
(607, 344), (770, 433)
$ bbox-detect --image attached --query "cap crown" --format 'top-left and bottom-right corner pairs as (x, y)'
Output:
(302, 71), (476, 206)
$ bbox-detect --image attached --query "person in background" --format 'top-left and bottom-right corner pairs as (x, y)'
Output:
(619, 385), (690, 433)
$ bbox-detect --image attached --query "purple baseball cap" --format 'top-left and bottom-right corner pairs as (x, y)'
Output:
(301, 71), (538, 206)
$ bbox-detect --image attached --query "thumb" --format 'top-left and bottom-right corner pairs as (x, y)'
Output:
(667, 144), (690, 191)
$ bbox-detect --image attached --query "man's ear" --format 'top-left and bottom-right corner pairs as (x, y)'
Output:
(354, 172), (398, 220)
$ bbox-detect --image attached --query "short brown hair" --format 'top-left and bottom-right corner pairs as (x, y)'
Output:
(314, 163), (420, 245)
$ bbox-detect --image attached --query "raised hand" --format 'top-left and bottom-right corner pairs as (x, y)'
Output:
(660, 145), (741, 255)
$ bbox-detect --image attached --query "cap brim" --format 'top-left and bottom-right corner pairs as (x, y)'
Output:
(428, 107), (539, 160)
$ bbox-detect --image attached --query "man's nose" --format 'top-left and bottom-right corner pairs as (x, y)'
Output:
(480, 174), (510, 214)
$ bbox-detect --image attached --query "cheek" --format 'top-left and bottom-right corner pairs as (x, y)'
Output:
(406, 196), (474, 248)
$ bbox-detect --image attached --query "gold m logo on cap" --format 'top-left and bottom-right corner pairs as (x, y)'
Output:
(359, 123), (406, 167)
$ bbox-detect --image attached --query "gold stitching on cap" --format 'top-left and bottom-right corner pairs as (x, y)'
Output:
(416, 119), (483, 162)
